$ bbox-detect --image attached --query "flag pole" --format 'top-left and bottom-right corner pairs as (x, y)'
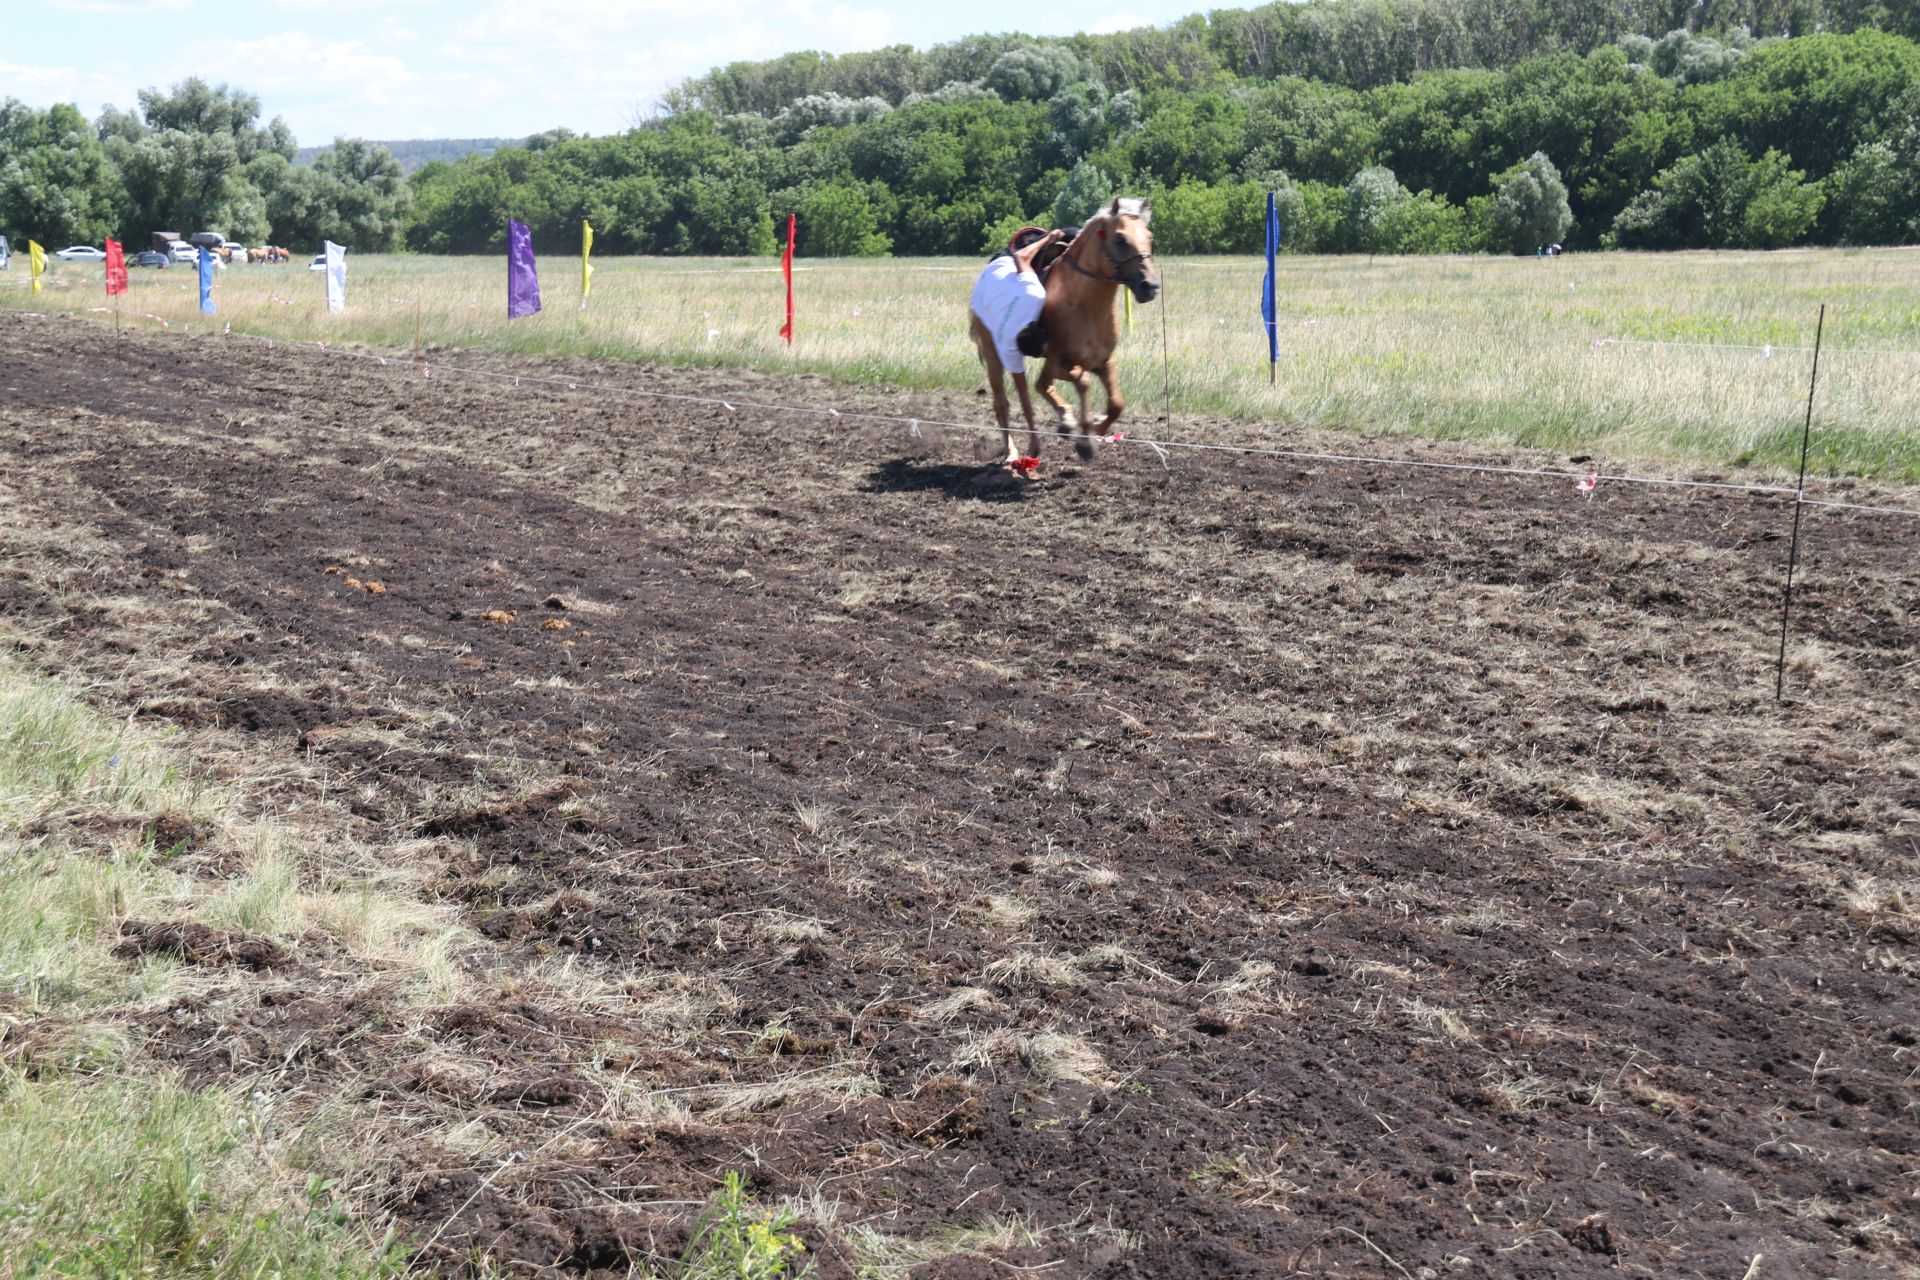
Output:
(581, 219), (593, 314)
(779, 213), (796, 346)
(1261, 190), (1280, 390)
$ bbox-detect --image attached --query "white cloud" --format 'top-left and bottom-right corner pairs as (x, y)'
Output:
(433, 0), (902, 132)
(0, 59), (131, 112)
(372, 16), (420, 45)
(150, 32), (434, 140)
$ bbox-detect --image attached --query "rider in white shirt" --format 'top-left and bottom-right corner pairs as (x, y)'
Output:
(969, 228), (1067, 437)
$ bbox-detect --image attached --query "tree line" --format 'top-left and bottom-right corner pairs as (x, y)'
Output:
(672, 0), (1916, 112)
(4, 0), (1918, 259)
(412, 25), (1920, 257)
(0, 80), (411, 253)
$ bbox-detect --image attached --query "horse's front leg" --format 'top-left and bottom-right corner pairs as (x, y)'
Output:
(1036, 356), (1075, 433)
(1085, 359), (1124, 460)
(1071, 367), (1095, 460)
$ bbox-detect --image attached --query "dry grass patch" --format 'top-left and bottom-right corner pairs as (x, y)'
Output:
(982, 950), (1084, 991)
(953, 1028), (1109, 1085)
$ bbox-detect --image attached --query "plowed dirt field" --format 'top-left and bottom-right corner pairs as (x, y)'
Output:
(3, 311), (1917, 1278)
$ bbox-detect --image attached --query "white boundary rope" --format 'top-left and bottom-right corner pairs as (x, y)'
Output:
(193, 323), (1917, 520)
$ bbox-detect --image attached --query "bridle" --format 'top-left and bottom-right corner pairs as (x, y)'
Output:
(1058, 221), (1154, 288)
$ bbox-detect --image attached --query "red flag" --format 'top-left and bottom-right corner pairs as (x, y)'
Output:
(104, 239), (128, 297)
(778, 213), (795, 344)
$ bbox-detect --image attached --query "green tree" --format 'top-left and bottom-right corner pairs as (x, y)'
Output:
(984, 44), (1097, 102)
(1247, 171), (1311, 253)
(271, 139), (413, 251)
(0, 100), (122, 247)
(1376, 189), (1470, 253)
(1343, 164), (1405, 252)
(1488, 151), (1574, 253)
(1147, 181), (1233, 252)
(1607, 139), (1823, 247)
(1686, 30), (1920, 181)
(98, 79), (296, 241)
(1052, 160), (1114, 227)
(792, 179), (892, 255)
(1820, 141), (1913, 243)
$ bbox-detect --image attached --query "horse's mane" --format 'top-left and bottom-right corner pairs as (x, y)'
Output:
(1071, 197), (1151, 244)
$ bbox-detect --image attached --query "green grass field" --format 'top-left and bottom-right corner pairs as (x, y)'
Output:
(10, 247), (1920, 480)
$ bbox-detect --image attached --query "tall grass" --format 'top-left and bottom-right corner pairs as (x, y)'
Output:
(11, 247), (1919, 479)
(0, 661), (412, 1277)
(0, 1069), (406, 1280)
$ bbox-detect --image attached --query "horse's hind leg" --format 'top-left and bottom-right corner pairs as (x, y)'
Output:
(973, 315), (1019, 464)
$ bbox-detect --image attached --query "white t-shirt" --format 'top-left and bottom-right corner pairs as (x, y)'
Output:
(970, 256), (1046, 370)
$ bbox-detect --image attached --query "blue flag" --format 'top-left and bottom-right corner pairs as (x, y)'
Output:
(1261, 191), (1279, 369)
(197, 246), (216, 315)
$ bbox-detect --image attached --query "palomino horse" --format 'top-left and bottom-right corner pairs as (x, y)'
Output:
(968, 199), (1159, 470)
(1036, 196), (1159, 461)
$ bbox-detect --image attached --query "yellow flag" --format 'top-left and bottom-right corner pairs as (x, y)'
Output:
(1123, 286), (1132, 334)
(582, 220), (594, 305)
(28, 241), (46, 295)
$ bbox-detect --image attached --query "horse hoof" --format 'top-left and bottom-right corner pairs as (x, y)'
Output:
(1074, 436), (1097, 462)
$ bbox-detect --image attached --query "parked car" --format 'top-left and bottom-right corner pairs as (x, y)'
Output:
(56, 245), (108, 261)
(220, 241), (246, 258)
(0, 235), (10, 270)
(168, 242), (196, 263)
(131, 250), (169, 269)
(308, 253), (344, 272)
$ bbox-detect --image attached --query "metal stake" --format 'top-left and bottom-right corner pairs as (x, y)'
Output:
(1775, 304), (1825, 701)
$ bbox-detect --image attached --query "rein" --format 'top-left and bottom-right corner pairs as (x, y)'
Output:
(1057, 226), (1151, 286)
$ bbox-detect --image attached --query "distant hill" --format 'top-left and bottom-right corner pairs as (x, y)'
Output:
(295, 137), (524, 174)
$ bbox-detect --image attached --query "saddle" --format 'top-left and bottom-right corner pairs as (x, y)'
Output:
(1001, 225), (1080, 282)
(994, 225), (1083, 359)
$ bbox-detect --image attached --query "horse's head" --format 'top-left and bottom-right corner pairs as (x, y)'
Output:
(1100, 196), (1159, 304)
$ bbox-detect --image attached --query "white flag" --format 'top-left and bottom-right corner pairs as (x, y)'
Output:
(324, 240), (346, 314)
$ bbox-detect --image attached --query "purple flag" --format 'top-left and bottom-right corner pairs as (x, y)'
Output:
(507, 218), (541, 319)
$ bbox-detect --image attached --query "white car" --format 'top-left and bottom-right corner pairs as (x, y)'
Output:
(308, 253), (344, 273)
(55, 245), (107, 261)
(169, 242), (196, 263)
(220, 241), (246, 258)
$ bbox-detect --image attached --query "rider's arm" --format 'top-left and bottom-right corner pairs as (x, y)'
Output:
(1009, 228), (1066, 276)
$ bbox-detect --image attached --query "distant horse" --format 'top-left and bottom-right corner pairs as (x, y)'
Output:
(1036, 196), (1159, 460)
(246, 248), (268, 263)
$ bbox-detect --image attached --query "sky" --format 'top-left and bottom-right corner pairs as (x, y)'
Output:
(9, 0), (1206, 144)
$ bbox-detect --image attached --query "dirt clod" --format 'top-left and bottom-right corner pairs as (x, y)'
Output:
(114, 920), (290, 970)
